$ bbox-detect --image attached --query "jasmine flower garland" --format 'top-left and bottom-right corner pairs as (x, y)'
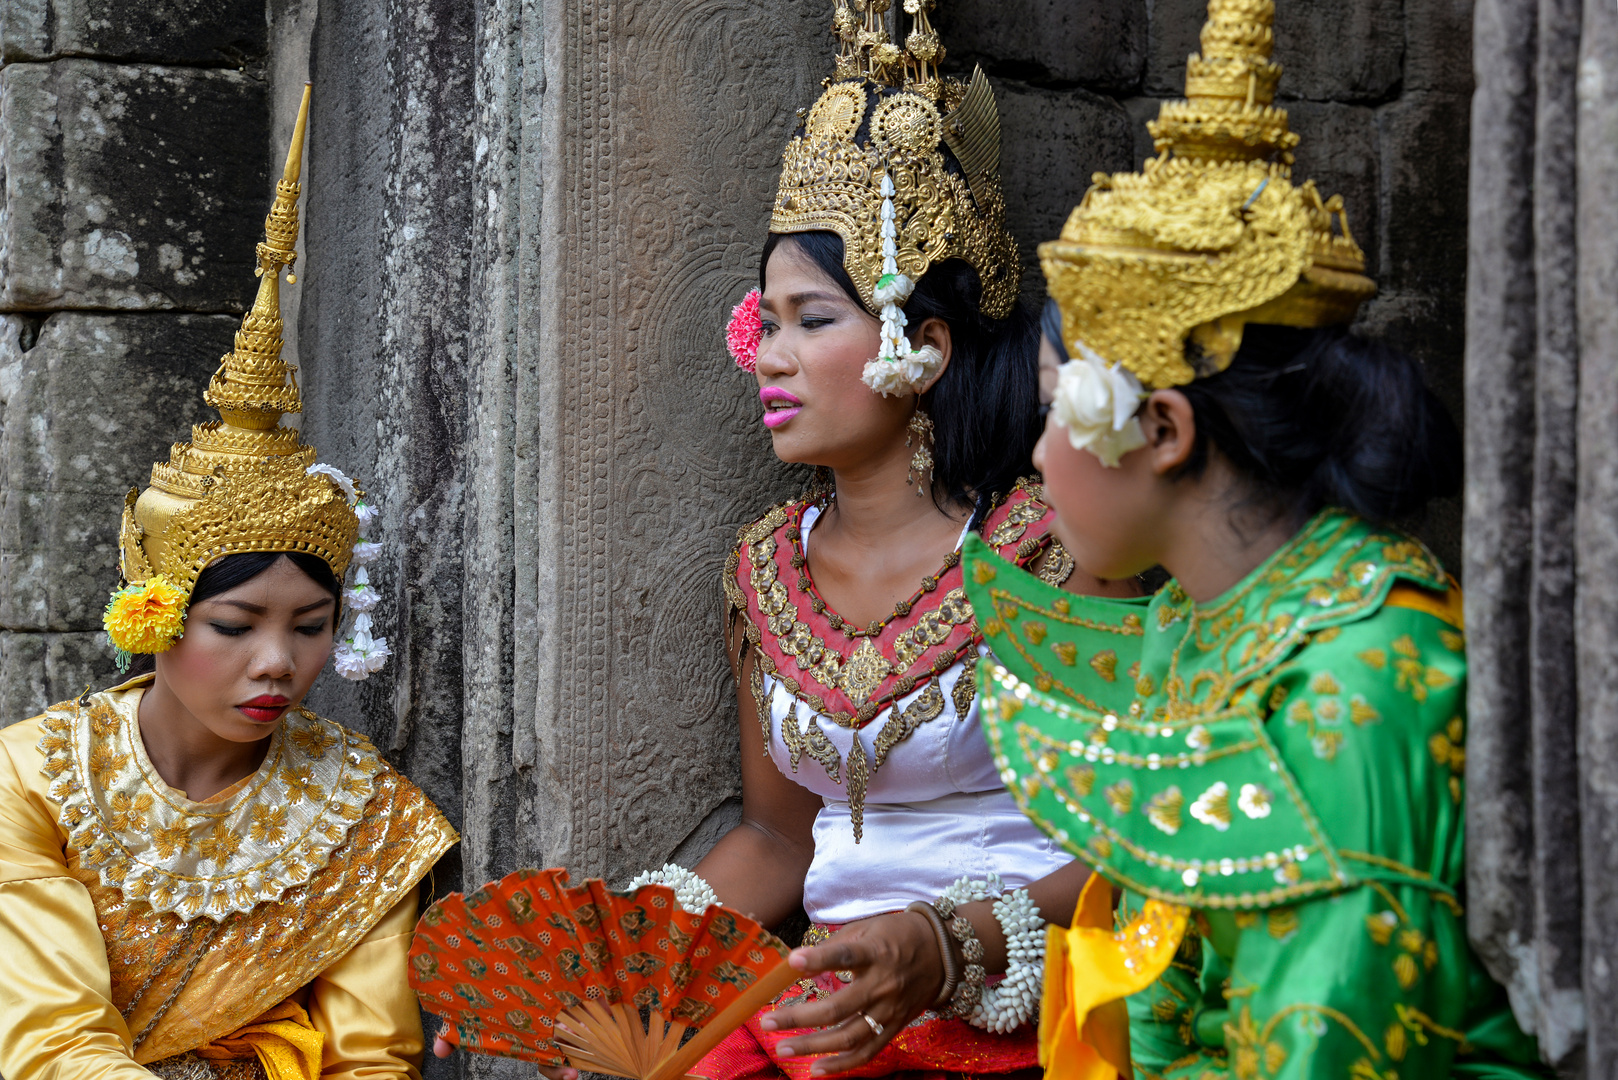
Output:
(861, 174), (944, 397)
(307, 463), (392, 681)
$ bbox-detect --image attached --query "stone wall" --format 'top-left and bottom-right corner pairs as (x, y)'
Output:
(0, 0), (269, 720)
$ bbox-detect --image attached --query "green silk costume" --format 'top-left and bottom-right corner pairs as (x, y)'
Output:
(962, 509), (1547, 1079)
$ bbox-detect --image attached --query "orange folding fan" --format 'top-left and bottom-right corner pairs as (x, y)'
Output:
(409, 867), (797, 1080)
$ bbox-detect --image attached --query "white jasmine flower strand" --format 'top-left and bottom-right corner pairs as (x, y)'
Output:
(330, 486), (391, 681)
(860, 174), (944, 397)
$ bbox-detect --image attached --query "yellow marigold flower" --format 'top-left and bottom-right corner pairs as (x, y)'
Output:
(103, 576), (188, 664)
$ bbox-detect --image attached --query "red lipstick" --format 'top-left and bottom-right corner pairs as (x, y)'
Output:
(238, 694), (290, 724)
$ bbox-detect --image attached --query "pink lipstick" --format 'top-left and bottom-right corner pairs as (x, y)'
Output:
(760, 387), (802, 429)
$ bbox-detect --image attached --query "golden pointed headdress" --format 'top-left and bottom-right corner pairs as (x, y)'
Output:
(771, 0), (1019, 319)
(1040, 0), (1377, 390)
(117, 85), (360, 603)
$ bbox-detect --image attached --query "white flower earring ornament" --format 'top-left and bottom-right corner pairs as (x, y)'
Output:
(861, 174), (945, 396)
(307, 463), (392, 680)
(1051, 342), (1149, 467)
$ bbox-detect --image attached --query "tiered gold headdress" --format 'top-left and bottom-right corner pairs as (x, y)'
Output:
(106, 86), (387, 677)
(1040, 0), (1376, 391)
(770, 0), (1019, 394)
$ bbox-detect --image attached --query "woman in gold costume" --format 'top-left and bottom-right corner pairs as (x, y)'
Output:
(0, 89), (457, 1080)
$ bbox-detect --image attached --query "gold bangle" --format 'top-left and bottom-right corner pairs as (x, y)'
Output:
(906, 901), (959, 1008)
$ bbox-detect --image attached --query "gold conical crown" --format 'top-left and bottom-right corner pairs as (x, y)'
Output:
(120, 84), (360, 597)
(771, 0), (1019, 319)
(1039, 0), (1376, 389)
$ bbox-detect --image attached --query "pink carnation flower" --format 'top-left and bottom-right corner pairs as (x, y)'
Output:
(727, 288), (763, 372)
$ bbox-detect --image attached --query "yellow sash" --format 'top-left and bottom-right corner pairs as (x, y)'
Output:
(1039, 875), (1190, 1080)
(196, 1000), (325, 1080)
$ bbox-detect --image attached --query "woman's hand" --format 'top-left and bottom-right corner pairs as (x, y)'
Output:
(431, 1027), (577, 1080)
(760, 909), (948, 1076)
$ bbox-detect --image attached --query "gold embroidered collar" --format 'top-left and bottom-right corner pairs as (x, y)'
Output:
(38, 677), (385, 922)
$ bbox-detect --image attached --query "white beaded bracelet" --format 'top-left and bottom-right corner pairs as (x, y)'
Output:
(626, 863), (718, 916)
(939, 873), (1046, 1033)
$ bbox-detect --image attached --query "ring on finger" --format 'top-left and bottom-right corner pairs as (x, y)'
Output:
(856, 1011), (884, 1038)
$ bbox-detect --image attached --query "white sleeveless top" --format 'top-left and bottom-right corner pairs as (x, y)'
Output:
(763, 505), (1071, 924)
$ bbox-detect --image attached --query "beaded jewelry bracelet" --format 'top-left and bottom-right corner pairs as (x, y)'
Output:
(905, 900), (961, 1008)
(626, 863), (718, 916)
(936, 874), (1046, 1033)
(932, 893), (987, 1019)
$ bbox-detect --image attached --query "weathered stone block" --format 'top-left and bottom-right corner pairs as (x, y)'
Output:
(1376, 92), (1471, 297)
(1, 0), (265, 65)
(0, 60), (268, 311)
(1287, 101), (1380, 279)
(994, 82), (1135, 303)
(1405, 0), (1474, 94)
(935, 0), (1148, 93)
(1147, 0), (1403, 103)
(0, 630), (114, 726)
(0, 313), (232, 630)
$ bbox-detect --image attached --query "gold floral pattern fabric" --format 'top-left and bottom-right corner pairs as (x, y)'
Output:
(0, 682), (456, 1070)
(38, 678), (382, 922)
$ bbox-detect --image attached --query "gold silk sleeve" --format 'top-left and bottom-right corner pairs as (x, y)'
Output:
(306, 886), (426, 1080)
(0, 727), (152, 1080)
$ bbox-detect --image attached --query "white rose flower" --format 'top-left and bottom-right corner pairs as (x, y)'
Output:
(1051, 345), (1148, 468)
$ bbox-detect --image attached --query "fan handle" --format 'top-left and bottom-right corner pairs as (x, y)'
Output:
(646, 960), (802, 1080)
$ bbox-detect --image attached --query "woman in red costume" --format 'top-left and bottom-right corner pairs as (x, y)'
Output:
(668, 4), (1135, 1077)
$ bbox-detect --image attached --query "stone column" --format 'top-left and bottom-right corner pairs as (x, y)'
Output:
(0, 1), (268, 722)
(1467, 0), (1618, 1072)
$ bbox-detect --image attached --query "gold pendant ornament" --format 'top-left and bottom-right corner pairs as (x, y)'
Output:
(770, 0), (1019, 323)
(1039, 0), (1377, 391)
(906, 409), (935, 496)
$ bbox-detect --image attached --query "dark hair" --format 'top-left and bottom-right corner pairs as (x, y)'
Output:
(1040, 298), (1070, 362)
(120, 552), (342, 679)
(1176, 324), (1461, 525)
(760, 230), (1040, 527)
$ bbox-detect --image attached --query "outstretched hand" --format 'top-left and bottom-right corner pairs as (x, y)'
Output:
(759, 909), (948, 1076)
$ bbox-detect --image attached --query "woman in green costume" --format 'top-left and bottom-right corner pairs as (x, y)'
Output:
(957, 2), (1551, 1077)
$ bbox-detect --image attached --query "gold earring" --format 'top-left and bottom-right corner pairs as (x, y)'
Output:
(906, 409), (935, 497)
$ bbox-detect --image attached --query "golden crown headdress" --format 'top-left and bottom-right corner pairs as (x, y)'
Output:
(1039, 0), (1376, 391)
(771, 0), (1019, 339)
(106, 87), (387, 677)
